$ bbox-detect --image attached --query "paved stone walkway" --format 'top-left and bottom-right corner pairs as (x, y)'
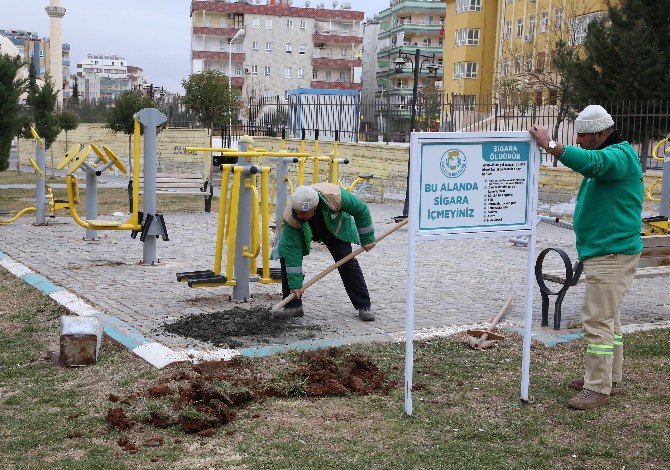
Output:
(1, 202), (668, 355)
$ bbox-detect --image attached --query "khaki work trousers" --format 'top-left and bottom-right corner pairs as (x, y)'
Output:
(581, 253), (640, 395)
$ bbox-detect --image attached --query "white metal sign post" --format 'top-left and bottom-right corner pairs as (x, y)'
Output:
(404, 131), (540, 416)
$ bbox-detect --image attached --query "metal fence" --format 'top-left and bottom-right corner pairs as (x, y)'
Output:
(68, 94), (670, 170)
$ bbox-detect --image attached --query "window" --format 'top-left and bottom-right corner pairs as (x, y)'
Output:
(235, 43), (243, 52)
(286, 43), (293, 53)
(326, 47), (333, 57)
(540, 11), (549, 32)
(528, 14), (536, 39)
(264, 65), (271, 76)
(422, 38), (432, 46)
(424, 15), (434, 24)
(516, 18), (524, 38)
(252, 41), (258, 51)
(453, 94), (476, 111)
(298, 67), (305, 79)
(502, 59), (510, 76)
(536, 51), (546, 72)
(235, 65), (242, 76)
(299, 44), (306, 54)
(554, 8), (564, 30)
(339, 71), (346, 80)
(455, 0), (481, 14)
(325, 70), (332, 80)
(252, 17), (259, 29)
(286, 19), (293, 30)
(313, 69), (318, 79)
(205, 15), (211, 26)
(265, 18), (273, 30)
(504, 20), (512, 39)
(569, 12), (604, 45)
(455, 28), (480, 46)
(219, 40), (226, 52)
(453, 61), (478, 79)
(284, 67), (292, 78)
(341, 47), (347, 58)
(39, 50), (44, 57)
(525, 57), (533, 72)
(251, 65), (258, 76)
(514, 58), (521, 74)
(300, 20), (306, 30)
(265, 42), (272, 52)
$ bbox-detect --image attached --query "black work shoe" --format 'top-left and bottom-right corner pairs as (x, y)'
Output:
(568, 378), (617, 396)
(272, 306), (304, 320)
(567, 389), (610, 410)
(358, 307), (374, 322)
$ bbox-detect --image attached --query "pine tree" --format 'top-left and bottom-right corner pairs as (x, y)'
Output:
(0, 54), (28, 171)
(562, 0), (670, 143)
(70, 79), (79, 108)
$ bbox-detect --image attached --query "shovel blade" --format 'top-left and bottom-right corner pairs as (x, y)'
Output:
(466, 329), (505, 341)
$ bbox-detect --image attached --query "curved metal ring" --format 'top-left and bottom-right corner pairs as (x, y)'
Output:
(535, 247), (574, 295)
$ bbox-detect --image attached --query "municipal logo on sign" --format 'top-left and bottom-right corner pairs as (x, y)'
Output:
(440, 149), (466, 178)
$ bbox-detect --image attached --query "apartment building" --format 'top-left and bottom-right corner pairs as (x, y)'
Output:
(190, 0), (364, 100)
(441, 0), (614, 105)
(75, 54), (130, 103)
(0, 29), (72, 100)
(374, 0), (446, 103)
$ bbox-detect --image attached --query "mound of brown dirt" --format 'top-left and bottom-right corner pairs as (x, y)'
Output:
(106, 348), (391, 436)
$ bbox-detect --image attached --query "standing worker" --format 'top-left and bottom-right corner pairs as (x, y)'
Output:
(529, 105), (643, 410)
(274, 183), (376, 321)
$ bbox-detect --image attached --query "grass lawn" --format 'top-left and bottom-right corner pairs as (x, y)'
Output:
(1, 266), (669, 469)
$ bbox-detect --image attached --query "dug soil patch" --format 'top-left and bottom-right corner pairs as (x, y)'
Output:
(162, 306), (322, 348)
(106, 348), (393, 437)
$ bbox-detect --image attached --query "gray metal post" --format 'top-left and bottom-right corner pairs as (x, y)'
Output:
(660, 154), (670, 218)
(273, 157), (291, 246)
(136, 108), (167, 265)
(232, 135), (253, 301)
(84, 168), (98, 240)
(35, 138), (46, 225)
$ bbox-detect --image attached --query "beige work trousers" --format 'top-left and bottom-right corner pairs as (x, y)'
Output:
(581, 252), (640, 395)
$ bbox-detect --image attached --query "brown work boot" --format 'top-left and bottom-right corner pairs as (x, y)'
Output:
(568, 379), (617, 396)
(567, 389), (611, 410)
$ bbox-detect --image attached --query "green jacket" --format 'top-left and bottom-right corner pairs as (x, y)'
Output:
(278, 182), (375, 289)
(560, 140), (643, 261)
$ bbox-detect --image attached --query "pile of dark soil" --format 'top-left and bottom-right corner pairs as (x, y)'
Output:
(106, 348), (393, 437)
(162, 306), (322, 348)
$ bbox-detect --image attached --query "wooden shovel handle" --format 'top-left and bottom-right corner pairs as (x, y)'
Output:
(271, 218), (409, 312)
(487, 294), (513, 333)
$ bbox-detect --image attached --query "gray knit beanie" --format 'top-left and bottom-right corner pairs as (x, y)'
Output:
(574, 105), (615, 134)
(291, 185), (319, 212)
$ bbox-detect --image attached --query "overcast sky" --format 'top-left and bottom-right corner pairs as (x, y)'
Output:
(1, 0), (390, 93)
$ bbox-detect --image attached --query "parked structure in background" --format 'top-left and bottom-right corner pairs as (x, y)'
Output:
(189, 0), (364, 101)
(373, 0), (445, 102)
(441, 0), (616, 107)
(0, 28), (71, 103)
(75, 53), (148, 104)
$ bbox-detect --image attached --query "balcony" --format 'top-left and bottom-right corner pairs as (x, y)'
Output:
(311, 80), (362, 90)
(193, 26), (241, 37)
(312, 33), (363, 45)
(231, 77), (244, 87)
(192, 50), (245, 61)
(311, 57), (361, 68)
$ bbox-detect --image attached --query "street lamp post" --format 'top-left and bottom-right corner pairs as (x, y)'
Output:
(393, 48), (438, 221)
(229, 28), (245, 144)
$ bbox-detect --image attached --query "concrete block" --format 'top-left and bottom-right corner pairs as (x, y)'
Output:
(59, 316), (103, 366)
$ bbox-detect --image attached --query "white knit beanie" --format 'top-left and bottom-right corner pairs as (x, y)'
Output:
(574, 105), (615, 134)
(291, 185), (319, 212)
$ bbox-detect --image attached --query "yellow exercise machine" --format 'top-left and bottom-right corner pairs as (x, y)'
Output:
(643, 138), (670, 235)
(0, 128), (72, 225)
(64, 120), (140, 233)
(179, 135), (309, 301)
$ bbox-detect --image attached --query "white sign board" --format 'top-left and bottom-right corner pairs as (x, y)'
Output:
(404, 132), (540, 415)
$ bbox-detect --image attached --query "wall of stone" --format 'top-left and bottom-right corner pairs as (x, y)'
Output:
(17, 124), (211, 179)
(17, 128), (662, 213)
